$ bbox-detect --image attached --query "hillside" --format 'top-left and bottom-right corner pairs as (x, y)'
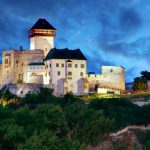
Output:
(1, 88), (150, 149)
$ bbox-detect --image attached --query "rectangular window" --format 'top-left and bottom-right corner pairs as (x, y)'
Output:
(45, 65), (48, 69)
(80, 72), (83, 76)
(50, 64), (51, 68)
(68, 71), (72, 76)
(32, 73), (36, 76)
(61, 64), (64, 67)
(5, 59), (8, 64)
(75, 64), (78, 68)
(57, 71), (60, 75)
(56, 63), (59, 67)
(81, 64), (84, 68)
(68, 63), (72, 68)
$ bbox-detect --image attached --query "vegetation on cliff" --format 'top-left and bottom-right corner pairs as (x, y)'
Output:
(1, 88), (150, 149)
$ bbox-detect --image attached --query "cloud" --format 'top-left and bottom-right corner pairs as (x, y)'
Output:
(0, 0), (150, 82)
(119, 8), (142, 32)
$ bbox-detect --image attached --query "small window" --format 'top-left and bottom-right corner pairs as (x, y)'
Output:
(57, 71), (60, 75)
(110, 69), (113, 73)
(61, 64), (64, 67)
(75, 64), (78, 68)
(50, 64), (51, 68)
(68, 63), (72, 68)
(20, 91), (23, 94)
(80, 72), (83, 76)
(45, 73), (47, 77)
(56, 63), (59, 67)
(5, 59), (8, 64)
(68, 71), (72, 76)
(81, 64), (84, 68)
(32, 73), (36, 76)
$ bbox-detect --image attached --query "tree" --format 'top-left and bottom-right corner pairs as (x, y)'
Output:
(19, 130), (62, 150)
(132, 77), (148, 91)
(32, 104), (68, 137)
(141, 71), (150, 80)
(65, 103), (115, 144)
(0, 123), (26, 150)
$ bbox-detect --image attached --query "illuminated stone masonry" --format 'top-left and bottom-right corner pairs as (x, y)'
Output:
(0, 18), (125, 96)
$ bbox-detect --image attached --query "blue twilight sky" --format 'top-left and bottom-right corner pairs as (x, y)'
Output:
(0, 0), (150, 82)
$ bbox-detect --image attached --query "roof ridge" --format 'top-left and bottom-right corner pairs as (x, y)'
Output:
(44, 48), (87, 61)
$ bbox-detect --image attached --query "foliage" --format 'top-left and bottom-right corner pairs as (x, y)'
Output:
(132, 77), (148, 91)
(141, 71), (150, 80)
(65, 102), (115, 144)
(19, 130), (62, 150)
(1, 89), (150, 149)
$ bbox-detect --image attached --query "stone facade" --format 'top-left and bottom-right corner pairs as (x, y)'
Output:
(87, 66), (125, 94)
(0, 18), (125, 96)
(2, 49), (44, 85)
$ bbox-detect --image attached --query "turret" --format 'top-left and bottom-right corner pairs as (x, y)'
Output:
(28, 18), (56, 56)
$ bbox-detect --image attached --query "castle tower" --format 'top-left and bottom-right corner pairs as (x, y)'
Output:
(28, 18), (56, 56)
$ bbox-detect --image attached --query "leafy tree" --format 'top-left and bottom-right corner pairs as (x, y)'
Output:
(132, 77), (148, 91)
(0, 123), (26, 150)
(145, 140), (150, 150)
(141, 71), (150, 80)
(19, 130), (62, 150)
(62, 140), (86, 150)
(32, 104), (68, 137)
(65, 103), (115, 144)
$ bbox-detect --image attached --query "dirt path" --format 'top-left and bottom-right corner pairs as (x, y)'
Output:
(110, 124), (150, 137)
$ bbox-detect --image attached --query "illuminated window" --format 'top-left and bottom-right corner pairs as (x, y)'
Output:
(68, 71), (72, 76)
(80, 72), (83, 76)
(81, 64), (84, 68)
(56, 63), (59, 67)
(45, 73), (47, 77)
(68, 63), (72, 67)
(61, 64), (64, 67)
(75, 64), (78, 68)
(57, 71), (60, 75)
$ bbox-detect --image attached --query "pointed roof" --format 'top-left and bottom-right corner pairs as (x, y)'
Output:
(44, 48), (87, 61)
(29, 18), (56, 31)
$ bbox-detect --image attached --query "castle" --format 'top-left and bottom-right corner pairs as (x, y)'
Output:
(0, 18), (125, 96)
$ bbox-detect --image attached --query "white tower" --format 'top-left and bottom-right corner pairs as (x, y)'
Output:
(28, 18), (56, 56)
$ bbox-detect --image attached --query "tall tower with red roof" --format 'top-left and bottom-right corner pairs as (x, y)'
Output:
(28, 18), (56, 56)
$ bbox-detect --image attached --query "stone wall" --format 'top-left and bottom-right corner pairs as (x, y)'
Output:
(8, 84), (42, 97)
(1, 49), (44, 85)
